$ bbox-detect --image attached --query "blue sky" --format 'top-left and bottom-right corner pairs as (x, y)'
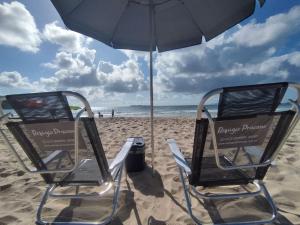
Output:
(0, 0), (300, 107)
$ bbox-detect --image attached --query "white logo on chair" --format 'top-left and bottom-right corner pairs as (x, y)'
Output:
(22, 121), (86, 151)
(214, 115), (273, 149)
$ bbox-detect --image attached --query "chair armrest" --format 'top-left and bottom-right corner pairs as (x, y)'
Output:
(167, 139), (191, 175)
(42, 150), (66, 165)
(0, 112), (13, 125)
(109, 138), (134, 172)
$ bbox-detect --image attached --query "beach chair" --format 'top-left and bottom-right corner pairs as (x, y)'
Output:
(167, 82), (300, 225)
(0, 91), (134, 225)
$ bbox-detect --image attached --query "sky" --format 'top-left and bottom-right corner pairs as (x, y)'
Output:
(0, 0), (300, 107)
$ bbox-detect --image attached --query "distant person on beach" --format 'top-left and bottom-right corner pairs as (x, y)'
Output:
(98, 112), (103, 118)
(112, 109), (114, 118)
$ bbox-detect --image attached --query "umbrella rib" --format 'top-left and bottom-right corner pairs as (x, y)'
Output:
(109, 2), (130, 46)
(129, 0), (171, 6)
(179, 0), (204, 37)
(153, 4), (158, 51)
(65, 0), (85, 17)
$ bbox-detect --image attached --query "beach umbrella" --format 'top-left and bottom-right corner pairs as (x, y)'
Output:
(50, 0), (266, 172)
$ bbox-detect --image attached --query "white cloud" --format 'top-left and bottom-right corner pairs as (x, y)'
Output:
(0, 71), (32, 88)
(156, 49), (300, 94)
(41, 49), (147, 93)
(0, 1), (41, 53)
(101, 59), (147, 93)
(41, 50), (100, 89)
(230, 5), (300, 47)
(38, 21), (147, 102)
(43, 21), (92, 53)
(121, 49), (149, 62)
(43, 48), (96, 70)
(154, 5), (300, 94)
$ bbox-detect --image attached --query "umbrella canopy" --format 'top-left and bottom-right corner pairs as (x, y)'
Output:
(51, 0), (265, 172)
(51, 0), (265, 52)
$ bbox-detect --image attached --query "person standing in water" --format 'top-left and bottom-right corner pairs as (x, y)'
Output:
(112, 109), (114, 118)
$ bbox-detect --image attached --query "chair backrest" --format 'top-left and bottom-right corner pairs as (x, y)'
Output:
(217, 83), (288, 118)
(3, 91), (110, 185)
(6, 92), (74, 122)
(190, 82), (298, 187)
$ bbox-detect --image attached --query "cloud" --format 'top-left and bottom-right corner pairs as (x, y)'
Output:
(0, 71), (32, 88)
(101, 59), (148, 93)
(231, 6), (300, 47)
(41, 49), (147, 93)
(43, 21), (92, 53)
(121, 49), (149, 62)
(155, 5), (300, 94)
(156, 51), (300, 94)
(0, 1), (41, 53)
(43, 48), (96, 69)
(39, 22), (148, 98)
(41, 49), (100, 88)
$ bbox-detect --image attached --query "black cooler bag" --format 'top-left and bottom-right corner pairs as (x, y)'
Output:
(125, 137), (145, 172)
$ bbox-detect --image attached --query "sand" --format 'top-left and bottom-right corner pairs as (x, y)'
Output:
(0, 117), (300, 225)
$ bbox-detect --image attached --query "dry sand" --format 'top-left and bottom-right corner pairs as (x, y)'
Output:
(0, 117), (299, 225)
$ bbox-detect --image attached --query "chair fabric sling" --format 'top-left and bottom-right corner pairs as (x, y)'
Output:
(6, 121), (53, 184)
(6, 119), (110, 185)
(5, 92), (111, 185)
(189, 110), (295, 187)
(6, 91), (74, 122)
(189, 82), (290, 187)
(217, 82), (288, 118)
(256, 110), (296, 179)
(80, 117), (110, 182)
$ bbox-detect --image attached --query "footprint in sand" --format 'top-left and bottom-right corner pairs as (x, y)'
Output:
(15, 170), (25, 176)
(277, 200), (296, 211)
(15, 204), (34, 213)
(286, 156), (297, 163)
(0, 215), (20, 225)
(24, 186), (42, 198)
(142, 200), (151, 209)
(0, 184), (11, 191)
(0, 172), (10, 178)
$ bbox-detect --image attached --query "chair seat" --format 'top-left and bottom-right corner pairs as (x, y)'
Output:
(187, 157), (252, 187)
(60, 159), (113, 186)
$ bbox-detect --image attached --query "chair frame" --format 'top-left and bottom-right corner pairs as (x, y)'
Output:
(167, 83), (300, 225)
(0, 91), (134, 225)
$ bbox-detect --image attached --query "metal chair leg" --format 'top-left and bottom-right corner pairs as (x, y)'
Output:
(178, 168), (278, 225)
(35, 164), (124, 225)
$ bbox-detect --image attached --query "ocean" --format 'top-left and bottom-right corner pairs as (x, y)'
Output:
(93, 105), (202, 118)
(92, 102), (292, 118)
(3, 103), (292, 119)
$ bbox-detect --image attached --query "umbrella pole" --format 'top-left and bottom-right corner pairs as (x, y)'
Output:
(149, 1), (155, 176)
(150, 48), (154, 176)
